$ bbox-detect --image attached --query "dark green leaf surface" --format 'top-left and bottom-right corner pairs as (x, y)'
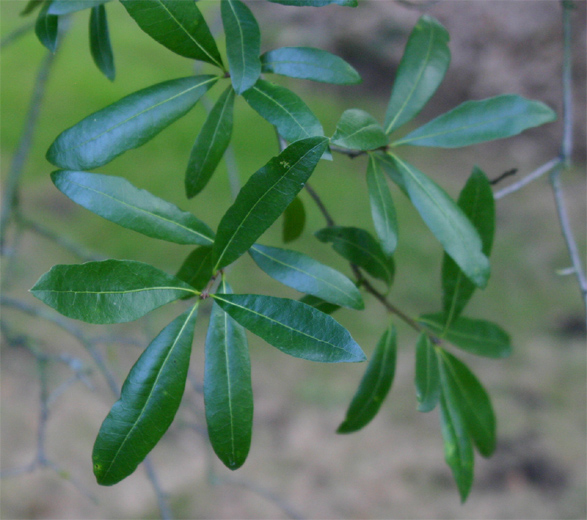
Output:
(366, 154), (398, 257)
(315, 226), (395, 286)
(51, 171), (214, 246)
(299, 294), (340, 315)
(242, 79), (324, 143)
(212, 294), (366, 363)
(249, 244), (364, 310)
(384, 15), (450, 135)
(31, 260), (196, 324)
(337, 323), (397, 433)
(282, 196), (306, 243)
(442, 167), (495, 325)
(21, 0), (44, 16)
(331, 109), (388, 151)
(205, 281), (253, 470)
(92, 305), (198, 485)
(419, 313), (511, 359)
(48, 0), (109, 15)
(261, 47), (361, 85)
(35, 2), (58, 52)
(374, 152), (407, 195)
(267, 0), (357, 5)
(394, 94), (556, 148)
(120, 0), (223, 68)
(89, 5), (115, 81)
(47, 75), (217, 171)
(176, 246), (215, 292)
(222, 0), (261, 94)
(388, 155), (489, 288)
(213, 137), (328, 270)
(185, 86), (235, 198)
(414, 333), (440, 412)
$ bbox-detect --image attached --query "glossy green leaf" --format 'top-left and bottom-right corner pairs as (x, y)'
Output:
(419, 313), (511, 359)
(384, 15), (450, 135)
(438, 349), (496, 458)
(20, 0), (44, 17)
(299, 294), (340, 315)
(48, 0), (109, 15)
(92, 305), (198, 485)
(51, 171), (214, 246)
(212, 293), (366, 363)
(249, 244), (364, 310)
(388, 155), (489, 288)
(222, 0), (261, 94)
(47, 75), (218, 171)
(393, 94), (557, 148)
(213, 137), (328, 270)
(120, 0), (223, 68)
(35, 2), (58, 53)
(205, 281), (253, 470)
(337, 323), (397, 433)
(366, 154), (398, 257)
(374, 152), (407, 195)
(31, 260), (196, 324)
(315, 226), (395, 287)
(176, 246), (215, 292)
(242, 79), (324, 143)
(267, 0), (357, 5)
(261, 47), (361, 85)
(282, 196), (306, 243)
(442, 167), (495, 325)
(414, 333), (440, 412)
(331, 109), (388, 151)
(185, 86), (235, 198)
(89, 5), (115, 81)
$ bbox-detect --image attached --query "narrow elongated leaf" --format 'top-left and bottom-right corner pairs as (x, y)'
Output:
(31, 260), (196, 324)
(267, 0), (357, 5)
(282, 196), (306, 243)
(120, 0), (223, 68)
(242, 79), (324, 143)
(415, 333), (440, 412)
(212, 294), (366, 363)
(89, 5), (115, 81)
(442, 167), (495, 325)
(374, 152), (407, 195)
(337, 323), (397, 433)
(205, 281), (253, 470)
(331, 109), (388, 151)
(384, 15), (450, 135)
(48, 0), (110, 15)
(299, 294), (340, 315)
(35, 2), (58, 52)
(21, 0), (45, 16)
(249, 244), (364, 310)
(47, 75), (218, 171)
(51, 171), (214, 246)
(261, 47), (361, 85)
(222, 0), (261, 94)
(185, 86), (235, 198)
(176, 246), (215, 292)
(393, 94), (556, 148)
(213, 137), (328, 270)
(366, 154), (398, 256)
(388, 155), (489, 288)
(92, 305), (198, 485)
(315, 226), (394, 287)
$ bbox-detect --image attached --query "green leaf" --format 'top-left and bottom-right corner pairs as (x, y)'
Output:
(393, 94), (557, 148)
(51, 171), (214, 246)
(48, 0), (110, 15)
(438, 349), (496, 458)
(331, 109), (388, 151)
(419, 313), (512, 359)
(92, 305), (198, 485)
(205, 281), (253, 470)
(185, 86), (235, 198)
(213, 137), (328, 271)
(261, 47), (361, 85)
(21, 0), (45, 17)
(315, 226), (395, 287)
(120, 0), (223, 68)
(366, 154), (398, 257)
(388, 155), (489, 288)
(31, 260), (196, 324)
(442, 167), (495, 325)
(47, 75), (218, 171)
(373, 152), (407, 195)
(384, 15), (450, 135)
(89, 5), (115, 82)
(176, 246), (215, 292)
(282, 196), (306, 243)
(212, 293), (366, 363)
(298, 294), (340, 315)
(249, 244), (364, 310)
(267, 0), (357, 5)
(414, 333), (440, 412)
(242, 79), (324, 143)
(35, 2), (58, 53)
(221, 0), (261, 94)
(337, 323), (397, 433)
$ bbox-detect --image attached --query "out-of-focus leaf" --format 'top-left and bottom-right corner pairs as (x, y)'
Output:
(299, 294), (340, 315)
(267, 0), (357, 5)
(282, 196), (306, 243)
(48, 0), (110, 15)
(176, 246), (215, 292)
(414, 333), (440, 412)
(331, 109), (388, 151)
(89, 4), (115, 81)
(21, 0), (45, 17)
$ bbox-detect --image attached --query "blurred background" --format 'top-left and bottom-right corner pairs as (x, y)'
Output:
(1, 0), (585, 518)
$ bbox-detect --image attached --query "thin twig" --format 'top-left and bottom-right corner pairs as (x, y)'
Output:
(304, 183), (336, 227)
(493, 157), (562, 199)
(0, 21), (35, 48)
